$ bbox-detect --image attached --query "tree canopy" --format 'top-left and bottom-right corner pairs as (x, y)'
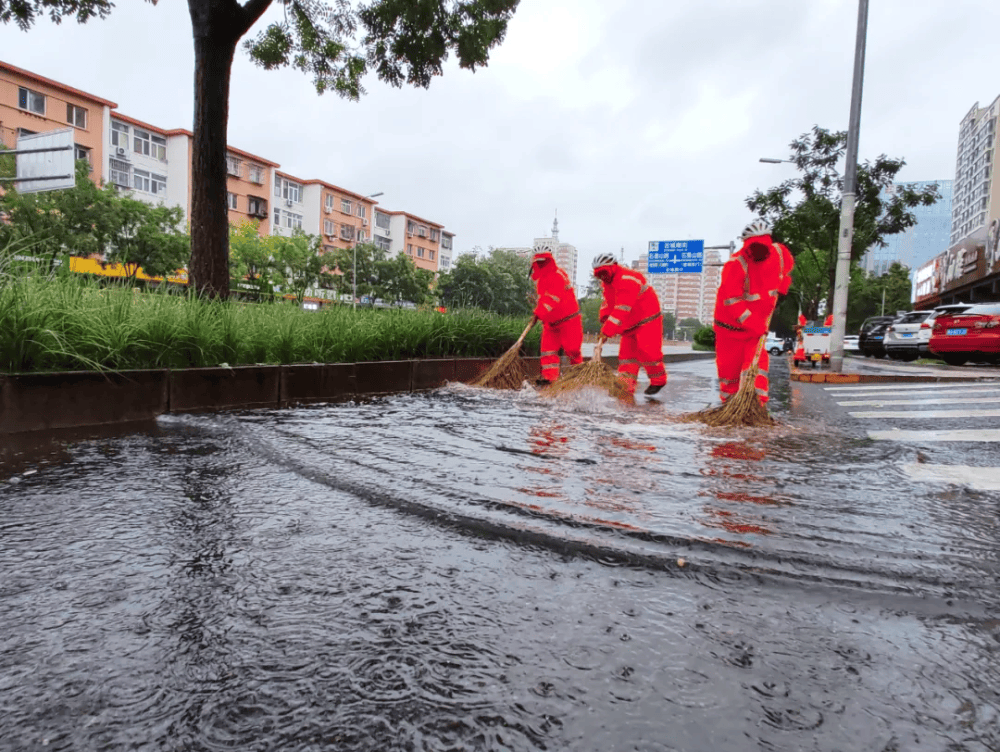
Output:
(2, 0), (521, 298)
(746, 126), (939, 319)
(437, 247), (534, 316)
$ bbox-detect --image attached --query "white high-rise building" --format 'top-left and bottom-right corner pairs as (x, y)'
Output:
(634, 248), (721, 325)
(502, 213), (579, 291)
(950, 96), (1000, 246)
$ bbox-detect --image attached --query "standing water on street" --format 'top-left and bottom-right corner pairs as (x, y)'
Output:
(2, 359), (999, 751)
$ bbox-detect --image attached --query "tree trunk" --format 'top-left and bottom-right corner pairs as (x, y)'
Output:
(187, 3), (239, 299)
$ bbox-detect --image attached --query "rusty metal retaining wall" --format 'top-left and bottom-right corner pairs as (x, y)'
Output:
(0, 352), (715, 435)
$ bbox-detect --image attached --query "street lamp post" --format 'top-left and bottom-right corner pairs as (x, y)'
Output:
(829, 0), (870, 372)
(353, 191), (383, 310)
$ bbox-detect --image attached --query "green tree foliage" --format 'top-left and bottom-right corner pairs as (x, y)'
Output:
(846, 262), (912, 332)
(374, 253), (435, 307)
(271, 232), (329, 303)
(229, 220), (276, 294)
(693, 325), (715, 349)
(437, 247), (534, 316)
(0, 0), (522, 298)
(746, 126), (939, 318)
(579, 276), (603, 334)
(662, 310), (677, 340)
(0, 140), (14, 180)
(0, 159), (188, 279)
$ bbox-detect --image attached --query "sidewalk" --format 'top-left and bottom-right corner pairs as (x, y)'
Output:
(791, 354), (1000, 384)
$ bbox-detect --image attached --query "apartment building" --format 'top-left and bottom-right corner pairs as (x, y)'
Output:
(306, 181), (379, 253)
(439, 231), (454, 271)
(383, 210), (442, 273)
(0, 60), (115, 182)
(634, 247), (721, 324)
(1, 60), (454, 286)
(950, 97), (1000, 246)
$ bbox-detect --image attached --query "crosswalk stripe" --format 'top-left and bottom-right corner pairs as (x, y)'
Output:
(838, 395), (1000, 407)
(851, 408), (1000, 419)
(902, 464), (1000, 490)
(825, 382), (1000, 393)
(834, 388), (1000, 400)
(868, 429), (1000, 442)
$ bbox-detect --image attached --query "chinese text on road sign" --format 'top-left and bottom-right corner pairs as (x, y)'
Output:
(647, 240), (704, 273)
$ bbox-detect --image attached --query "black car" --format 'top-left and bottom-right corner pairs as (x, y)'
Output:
(858, 315), (896, 358)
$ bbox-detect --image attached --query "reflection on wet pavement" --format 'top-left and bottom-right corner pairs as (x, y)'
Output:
(1, 359), (999, 751)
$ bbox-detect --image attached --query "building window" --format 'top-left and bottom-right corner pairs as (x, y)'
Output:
(341, 198), (352, 214)
(376, 211), (390, 229)
(74, 145), (91, 165)
(340, 225), (355, 241)
(407, 244), (413, 255)
(274, 207), (281, 227)
(430, 229), (440, 242)
(18, 87), (45, 115)
(151, 174), (166, 195)
(429, 250), (435, 261)
(376, 236), (391, 251)
(417, 247), (425, 258)
(325, 194), (335, 211)
(110, 158), (131, 188)
(133, 169), (151, 193)
(284, 212), (303, 230)
(67, 104), (87, 129)
(227, 192), (238, 210)
(441, 235), (452, 250)
(226, 156), (242, 178)
(407, 220), (416, 234)
(133, 129), (166, 160)
(356, 204), (366, 219)
(111, 121), (129, 151)
(248, 164), (264, 184)
(358, 230), (367, 242)
(274, 178), (301, 203)
(248, 196), (267, 217)
(324, 219), (335, 235)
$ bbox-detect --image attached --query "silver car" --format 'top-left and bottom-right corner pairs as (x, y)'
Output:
(883, 311), (931, 361)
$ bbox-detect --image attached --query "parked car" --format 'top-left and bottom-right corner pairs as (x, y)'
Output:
(765, 333), (788, 355)
(883, 310), (932, 361)
(928, 303), (1000, 365)
(918, 304), (972, 357)
(843, 335), (860, 354)
(858, 315), (896, 358)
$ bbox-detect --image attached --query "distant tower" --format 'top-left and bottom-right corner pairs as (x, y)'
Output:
(552, 211), (559, 241)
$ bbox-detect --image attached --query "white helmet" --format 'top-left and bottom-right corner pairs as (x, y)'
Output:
(592, 252), (616, 270)
(741, 219), (772, 240)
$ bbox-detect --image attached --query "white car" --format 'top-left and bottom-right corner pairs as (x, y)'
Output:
(764, 334), (787, 355)
(843, 335), (860, 353)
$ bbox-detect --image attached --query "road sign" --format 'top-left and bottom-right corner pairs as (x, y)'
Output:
(648, 240), (704, 273)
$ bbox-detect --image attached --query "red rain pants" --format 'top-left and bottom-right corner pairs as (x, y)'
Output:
(715, 332), (770, 404)
(540, 315), (584, 381)
(617, 316), (667, 394)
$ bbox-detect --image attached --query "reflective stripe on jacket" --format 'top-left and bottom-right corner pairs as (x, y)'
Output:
(533, 264), (579, 324)
(712, 236), (794, 337)
(599, 267), (662, 338)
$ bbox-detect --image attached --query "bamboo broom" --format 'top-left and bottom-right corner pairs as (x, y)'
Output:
(679, 321), (776, 428)
(472, 319), (536, 390)
(543, 337), (632, 401)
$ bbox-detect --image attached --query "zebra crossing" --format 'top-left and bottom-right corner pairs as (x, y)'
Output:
(823, 380), (1000, 490)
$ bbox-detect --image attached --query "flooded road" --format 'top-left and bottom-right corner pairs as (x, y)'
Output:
(2, 358), (999, 751)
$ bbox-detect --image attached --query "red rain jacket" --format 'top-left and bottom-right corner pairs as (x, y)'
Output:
(713, 236), (794, 337)
(599, 266), (662, 338)
(532, 261), (579, 324)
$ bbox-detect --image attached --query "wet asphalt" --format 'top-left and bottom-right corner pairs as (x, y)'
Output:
(2, 355), (1000, 751)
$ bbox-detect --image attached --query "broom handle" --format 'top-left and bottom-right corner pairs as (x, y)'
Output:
(593, 336), (605, 361)
(514, 318), (536, 350)
(743, 314), (774, 386)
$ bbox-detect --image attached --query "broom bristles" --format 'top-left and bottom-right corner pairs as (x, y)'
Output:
(543, 350), (632, 401)
(679, 364), (775, 427)
(471, 346), (528, 390)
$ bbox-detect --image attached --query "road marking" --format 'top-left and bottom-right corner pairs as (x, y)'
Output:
(868, 429), (1000, 442)
(851, 408), (1000, 419)
(838, 395), (1000, 407)
(825, 382), (1000, 393)
(902, 463), (1000, 490)
(833, 388), (1000, 400)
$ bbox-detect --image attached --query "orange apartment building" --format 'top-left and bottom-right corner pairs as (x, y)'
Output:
(0, 60), (115, 183)
(303, 180), (379, 254)
(1, 59), (452, 286)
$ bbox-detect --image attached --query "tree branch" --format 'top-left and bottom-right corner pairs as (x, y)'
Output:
(237, 0), (273, 37)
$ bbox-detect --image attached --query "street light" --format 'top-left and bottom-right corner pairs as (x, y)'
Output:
(353, 191), (383, 310)
(758, 157), (795, 164)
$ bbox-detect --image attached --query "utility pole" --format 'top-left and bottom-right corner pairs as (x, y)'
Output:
(829, 0), (870, 372)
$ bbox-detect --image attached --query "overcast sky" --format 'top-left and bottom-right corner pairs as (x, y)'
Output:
(2, 0), (999, 287)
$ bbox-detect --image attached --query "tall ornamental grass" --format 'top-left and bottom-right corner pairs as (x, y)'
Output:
(0, 273), (541, 374)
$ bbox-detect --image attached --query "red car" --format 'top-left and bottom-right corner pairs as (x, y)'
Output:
(928, 303), (1000, 365)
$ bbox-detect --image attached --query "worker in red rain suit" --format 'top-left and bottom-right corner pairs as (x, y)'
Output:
(592, 252), (667, 395)
(713, 220), (794, 404)
(531, 251), (583, 385)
